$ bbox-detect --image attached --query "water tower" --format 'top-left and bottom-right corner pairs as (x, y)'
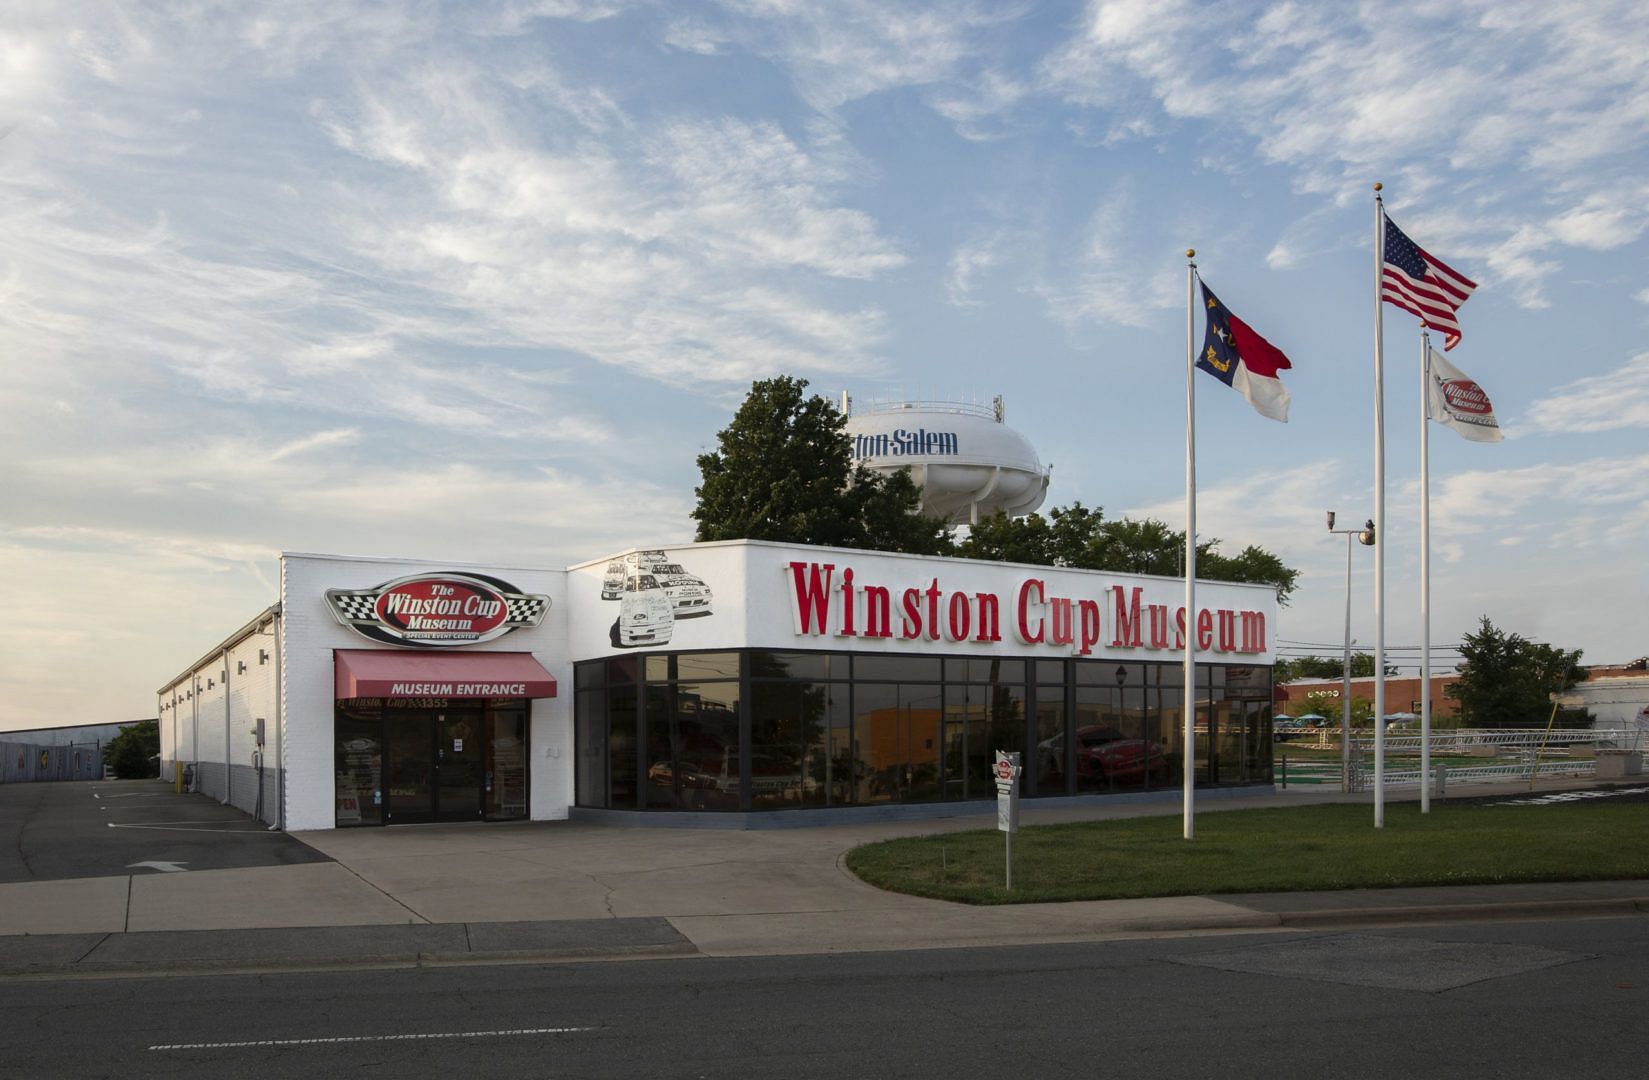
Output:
(841, 394), (1051, 525)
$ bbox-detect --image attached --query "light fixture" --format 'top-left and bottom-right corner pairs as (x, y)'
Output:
(1114, 665), (1127, 687)
(237, 660), (246, 674)
(259, 649), (269, 665)
(1327, 511), (1376, 792)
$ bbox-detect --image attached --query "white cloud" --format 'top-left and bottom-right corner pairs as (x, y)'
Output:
(1526, 353), (1649, 434)
(1039, 0), (1649, 305)
(945, 233), (1003, 306)
(1037, 187), (1179, 329)
(710, 1), (1019, 112)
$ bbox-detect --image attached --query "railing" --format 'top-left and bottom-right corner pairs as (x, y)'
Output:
(848, 397), (1002, 421)
(1284, 727), (1639, 792)
(1349, 728), (1639, 753)
(1378, 760), (1596, 788)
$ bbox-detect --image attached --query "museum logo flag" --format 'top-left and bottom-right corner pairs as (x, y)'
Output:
(1382, 215), (1476, 350)
(1426, 345), (1502, 442)
(1196, 281), (1294, 422)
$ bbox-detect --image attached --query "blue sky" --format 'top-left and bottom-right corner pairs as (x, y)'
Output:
(4, 0), (1647, 730)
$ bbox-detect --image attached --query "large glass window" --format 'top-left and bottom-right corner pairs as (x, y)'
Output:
(749, 681), (839, 809)
(1031, 676), (1067, 797)
(570, 650), (1272, 815)
(854, 683), (941, 803)
(677, 680), (741, 809)
(575, 686), (607, 808)
(1152, 664), (1187, 789)
(484, 704), (528, 820)
(334, 704), (382, 826)
(607, 658), (640, 809)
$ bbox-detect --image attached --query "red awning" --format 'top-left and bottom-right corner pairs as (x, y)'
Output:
(335, 650), (558, 700)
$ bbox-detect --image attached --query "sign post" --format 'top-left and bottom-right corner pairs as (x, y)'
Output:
(994, 751), (1021, 890)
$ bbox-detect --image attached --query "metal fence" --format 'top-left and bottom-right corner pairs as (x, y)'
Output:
(1, 741), (104, 783)
(1278, 727), (1642, 791)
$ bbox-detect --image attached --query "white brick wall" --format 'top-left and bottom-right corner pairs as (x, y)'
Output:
(280, 554), (572, 831)
(155, 612), (280, 807)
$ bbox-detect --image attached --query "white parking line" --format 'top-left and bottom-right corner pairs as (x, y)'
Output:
(150, 1027), (592, 1051)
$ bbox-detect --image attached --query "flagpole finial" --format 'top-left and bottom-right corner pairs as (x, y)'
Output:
(1186, 248), (1195, 259)
(1373, 181), (1383, 192)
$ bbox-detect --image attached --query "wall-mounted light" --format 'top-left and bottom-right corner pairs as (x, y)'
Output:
(207, 679), (214, 689)
(259, 649), (269, 665)
(237, 660), (246, 674)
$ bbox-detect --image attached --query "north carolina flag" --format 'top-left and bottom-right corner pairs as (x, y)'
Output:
(1197, 281), (1294, 422)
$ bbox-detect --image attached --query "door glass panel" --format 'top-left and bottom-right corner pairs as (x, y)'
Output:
(437, 710), (482, 820)
(385, 710), (434, 822)
(486, 704), (528, 820)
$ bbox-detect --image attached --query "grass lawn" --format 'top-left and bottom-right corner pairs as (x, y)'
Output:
(844, 801), (1649, 905)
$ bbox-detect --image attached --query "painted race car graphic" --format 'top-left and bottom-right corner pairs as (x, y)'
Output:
(610, 572), (675, 648)
(600, 551), (714, 628)
(647, 562), (713, 617)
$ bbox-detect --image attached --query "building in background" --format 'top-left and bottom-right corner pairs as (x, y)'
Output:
(0, 721), (124, 783)
(1276, 675), (1462, 721)
(157, 541), (1278, 830)
(1556, 658), (1649, 729)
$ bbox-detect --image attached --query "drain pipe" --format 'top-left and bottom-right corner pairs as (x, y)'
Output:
(222, 646), (232, 807)
(271, 606), (284, 831)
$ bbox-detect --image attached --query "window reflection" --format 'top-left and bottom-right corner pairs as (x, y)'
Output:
(571, 650), (1271, 812)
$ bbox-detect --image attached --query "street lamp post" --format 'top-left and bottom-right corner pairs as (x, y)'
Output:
(1326, 512), (1375, 792)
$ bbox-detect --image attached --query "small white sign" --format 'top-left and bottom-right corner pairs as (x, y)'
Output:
(453, 739), (464, 752)
(995, 751), (1021, 834)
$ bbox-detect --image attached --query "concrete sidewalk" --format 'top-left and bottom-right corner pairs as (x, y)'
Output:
(2, 779), (1645, 978)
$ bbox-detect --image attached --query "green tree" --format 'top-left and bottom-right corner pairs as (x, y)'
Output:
(105, 720), (160, 779)
(1297, 690), (1375, 727)
(693, 376), (953, 554)
(1447, 617), (1586, 728)
(957, 504), (1299, 604)
(1275, 653), (1397, 682)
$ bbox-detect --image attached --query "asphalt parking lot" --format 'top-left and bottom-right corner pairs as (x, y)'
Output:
(0, 778), (330, 884)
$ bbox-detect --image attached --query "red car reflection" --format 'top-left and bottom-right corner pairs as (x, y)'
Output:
(1040, 725), (1171, 784)
(646, 759), (717, 790)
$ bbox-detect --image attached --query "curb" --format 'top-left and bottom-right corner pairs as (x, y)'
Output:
(0, 941), (703, 981)
(1271, 897), (1649, 928)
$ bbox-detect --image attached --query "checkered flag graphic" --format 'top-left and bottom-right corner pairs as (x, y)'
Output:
(503, 594), (548, 626)
(327, 590), (380, 624)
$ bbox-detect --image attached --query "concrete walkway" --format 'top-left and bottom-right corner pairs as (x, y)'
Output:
(2, 779), (1645, 978)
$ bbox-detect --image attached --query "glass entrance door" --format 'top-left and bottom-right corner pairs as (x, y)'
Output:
(383, 707), (485, 824)
(385, 716), (435, 823)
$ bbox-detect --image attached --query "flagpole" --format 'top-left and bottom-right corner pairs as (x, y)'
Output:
(1184, 248), (1198, 841)
(1420, 329), (1432, 813)
(1372, 183), (1386, 829)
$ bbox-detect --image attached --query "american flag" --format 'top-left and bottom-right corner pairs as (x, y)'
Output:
(1382, 214), (1476, 350)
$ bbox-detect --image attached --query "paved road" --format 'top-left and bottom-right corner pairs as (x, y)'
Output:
(0, 779), (327, 884)
(1, 916), (1644, 1079)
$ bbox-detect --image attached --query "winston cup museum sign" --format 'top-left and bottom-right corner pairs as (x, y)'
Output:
(326, 573), (549, 647)
(785, 561), (1268, 657)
